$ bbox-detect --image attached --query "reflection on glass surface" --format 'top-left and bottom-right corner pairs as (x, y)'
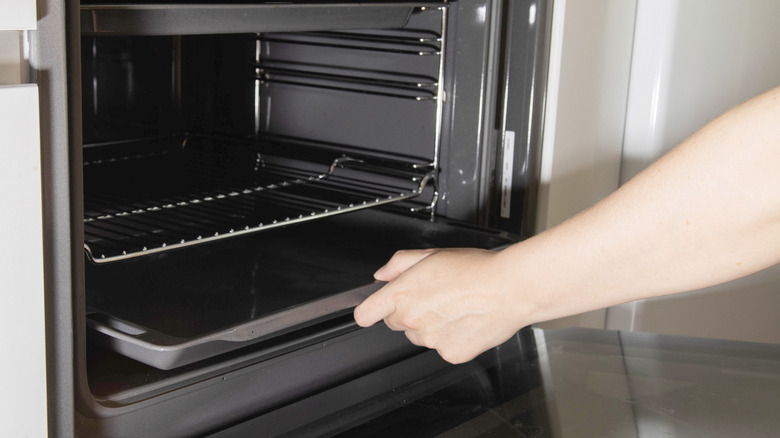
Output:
(537, 329), (780, 437)
(329, 327), (780, 437)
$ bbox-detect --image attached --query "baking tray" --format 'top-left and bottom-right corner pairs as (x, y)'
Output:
(85, 209), (516, 369)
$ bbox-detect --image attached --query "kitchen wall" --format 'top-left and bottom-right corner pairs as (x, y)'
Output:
(536, 0), (636, 330)
(608, 0), (780, 344)
(0, 32), (20, 84)
(537, 0), (780, 344)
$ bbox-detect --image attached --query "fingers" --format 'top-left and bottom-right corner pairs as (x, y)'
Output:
(437, 347), (477, 365)
(353, 285), (396, 327)
(373, 248), (438, 281)
(355, 249), (436, 327)
(355, 246), (512, 365)
(357, 248), (435, 327)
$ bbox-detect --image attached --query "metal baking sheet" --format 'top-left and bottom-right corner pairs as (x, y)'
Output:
(85, 209), (516, 369)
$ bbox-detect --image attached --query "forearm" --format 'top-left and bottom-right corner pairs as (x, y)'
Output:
(353, 86), (780, 364)
(503, 86), (780, 325)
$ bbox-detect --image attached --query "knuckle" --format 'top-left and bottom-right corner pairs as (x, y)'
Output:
(395, 308), (420, 330)
(417, 332), (438, 350)
(390, 249), (413, 261)
(397, 314), (416, 330)
(437, 349), (458, 364)
(404, 331), (422, 346)
(384, 315), (403, 332)
(437, 347), (470, 365)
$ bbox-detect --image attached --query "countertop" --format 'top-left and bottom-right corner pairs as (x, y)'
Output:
(212, 327), (780, 437)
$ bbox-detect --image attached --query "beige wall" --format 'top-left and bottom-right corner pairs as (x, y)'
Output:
(538, 0), (780, 344)
(0, 31), (22, 85)
(536, 0), (637, 330)
(607, 0), (780, 344)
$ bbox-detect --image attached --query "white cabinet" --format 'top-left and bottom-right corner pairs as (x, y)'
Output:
(0, 84), (47, 438)
(0, 0), (37, 31)
(0, 0), (47, 435)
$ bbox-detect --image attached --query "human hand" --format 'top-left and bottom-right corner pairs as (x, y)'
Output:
(353, 248), (525, 364)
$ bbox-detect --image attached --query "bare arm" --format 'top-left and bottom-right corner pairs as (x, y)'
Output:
(354, 86), (780, 364)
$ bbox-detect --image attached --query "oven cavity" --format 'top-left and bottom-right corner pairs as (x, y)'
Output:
(80, 5), (457, 373)
(81, 8), (446, 264)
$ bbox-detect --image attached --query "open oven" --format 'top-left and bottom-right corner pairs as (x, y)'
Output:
(35, 0), (552, 435)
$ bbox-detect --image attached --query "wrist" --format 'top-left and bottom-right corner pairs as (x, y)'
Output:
(489, 243), (543, 331)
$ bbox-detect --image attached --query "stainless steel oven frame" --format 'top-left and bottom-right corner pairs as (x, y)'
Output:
(33, 1), (552, 436)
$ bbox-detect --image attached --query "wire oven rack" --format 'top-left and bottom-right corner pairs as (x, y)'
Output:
(83, 135), (434, 263)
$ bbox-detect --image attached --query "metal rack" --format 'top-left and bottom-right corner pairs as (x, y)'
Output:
(255, 28), (442, 101)
(256, 63), (439, 101)
(251, 7), (448, 208)
(260, 30), (442, 55)
(83, 136), (434, 263)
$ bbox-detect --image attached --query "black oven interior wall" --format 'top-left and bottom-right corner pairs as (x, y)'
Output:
(80, 31), (442, 149)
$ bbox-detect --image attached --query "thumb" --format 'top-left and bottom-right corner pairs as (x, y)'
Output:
(374, 248), (438, 281)
(353, 285), (396, 327)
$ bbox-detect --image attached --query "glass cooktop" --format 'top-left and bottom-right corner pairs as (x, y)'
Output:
(211, 327), (780, 437)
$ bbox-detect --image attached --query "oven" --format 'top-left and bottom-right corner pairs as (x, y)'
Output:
(32, 0), (552, 435)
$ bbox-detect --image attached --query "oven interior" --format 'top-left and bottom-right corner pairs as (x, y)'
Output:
(75, 3), (522, 432)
